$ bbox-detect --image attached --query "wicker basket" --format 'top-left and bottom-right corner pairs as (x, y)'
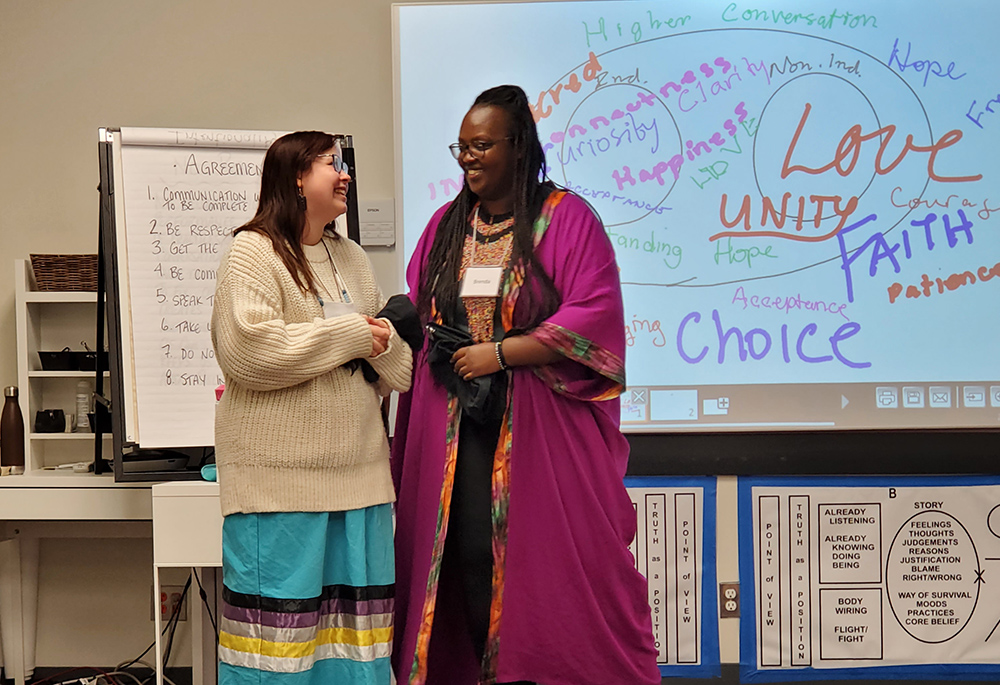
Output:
(30, 254), (99, 292)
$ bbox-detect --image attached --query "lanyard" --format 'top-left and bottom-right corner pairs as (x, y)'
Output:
(315, 238), (352, 306)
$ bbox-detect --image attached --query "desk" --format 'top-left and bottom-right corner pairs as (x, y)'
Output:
(0, 473), (152, 685)
(151, 481), (222, 685)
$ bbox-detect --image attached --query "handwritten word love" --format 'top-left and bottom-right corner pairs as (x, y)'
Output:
(782, 103), (981, 184)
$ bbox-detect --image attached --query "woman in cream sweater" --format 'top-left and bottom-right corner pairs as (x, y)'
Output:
(211, 131), (411, 685)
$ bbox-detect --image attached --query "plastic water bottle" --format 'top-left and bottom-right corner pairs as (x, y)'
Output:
(1, 386), (25, 474)
(76, 380), (91, 433)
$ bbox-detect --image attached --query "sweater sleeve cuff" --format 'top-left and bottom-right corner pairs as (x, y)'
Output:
(368, 322), (413, 392)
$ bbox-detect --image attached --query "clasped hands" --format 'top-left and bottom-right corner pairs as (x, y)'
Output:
(451, 343), (500, 380)
(366, 316), (391, 357)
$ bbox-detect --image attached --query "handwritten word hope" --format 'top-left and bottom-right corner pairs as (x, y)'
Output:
(714, 236), (777, 268)
(887, 39), (966, 88)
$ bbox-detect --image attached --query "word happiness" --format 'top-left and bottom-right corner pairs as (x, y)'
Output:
(613, 101), (751, 191)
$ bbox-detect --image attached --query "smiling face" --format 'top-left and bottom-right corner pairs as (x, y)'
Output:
(457, 105), (516, 215)
(298, 144), (351, 245)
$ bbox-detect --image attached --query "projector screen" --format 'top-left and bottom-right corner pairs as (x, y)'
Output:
(393, 0), (1000, 434)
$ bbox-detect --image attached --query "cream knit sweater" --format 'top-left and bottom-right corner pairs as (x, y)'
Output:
(211, 229), (412, 516)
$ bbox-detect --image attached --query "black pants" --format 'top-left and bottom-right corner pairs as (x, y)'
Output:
(444, 404), (500, 661)
(441, 403), (536, 685)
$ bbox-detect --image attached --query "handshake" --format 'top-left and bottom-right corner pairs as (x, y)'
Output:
(366, 315), (391, 357)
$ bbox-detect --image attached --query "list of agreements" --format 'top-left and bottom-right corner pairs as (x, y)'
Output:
(627, 484), (708, 669)
(742, 478), (1000, 677)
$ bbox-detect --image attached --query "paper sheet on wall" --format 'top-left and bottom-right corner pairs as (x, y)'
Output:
(626, 477), (720, 677)
(739, 475), (1000, 681)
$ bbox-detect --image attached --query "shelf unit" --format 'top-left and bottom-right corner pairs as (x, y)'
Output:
(14, 259), (111, 473)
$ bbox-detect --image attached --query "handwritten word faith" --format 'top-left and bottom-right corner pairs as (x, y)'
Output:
(836, 210), (975, 303)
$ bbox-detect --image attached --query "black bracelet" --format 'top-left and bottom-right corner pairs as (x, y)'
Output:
(495, 341), (510, 371)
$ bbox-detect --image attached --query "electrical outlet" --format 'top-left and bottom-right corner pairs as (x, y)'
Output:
(152, 584), (188, 621)
(719, 582), (740, 618)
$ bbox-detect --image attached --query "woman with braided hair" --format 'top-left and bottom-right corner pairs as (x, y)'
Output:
(391, 86), (660, 685)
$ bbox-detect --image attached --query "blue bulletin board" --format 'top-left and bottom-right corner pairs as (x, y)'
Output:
(625, 476), (719, 678)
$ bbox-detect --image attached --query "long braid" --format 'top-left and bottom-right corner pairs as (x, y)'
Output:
(417, 189), (473, 321)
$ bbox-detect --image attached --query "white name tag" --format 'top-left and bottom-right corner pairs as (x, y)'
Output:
(460, 266), (504, 297)
(323, 301), (358, 319)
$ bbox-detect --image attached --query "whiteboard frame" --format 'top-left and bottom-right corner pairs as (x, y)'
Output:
(109, 129), (140, 446)
(389, 0), (1000, 473)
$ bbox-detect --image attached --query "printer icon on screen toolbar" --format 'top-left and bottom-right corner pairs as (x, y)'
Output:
(875, 387), (898, 408)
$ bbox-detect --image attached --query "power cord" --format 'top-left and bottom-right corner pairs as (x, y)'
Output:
(192, 568), (219, 642)
(28, 668), (116, 685)
(159, 579), (190, 673)
(102, 666), (178, 685)
(115, 576), (190, 677)
(35, 577), (193, 685)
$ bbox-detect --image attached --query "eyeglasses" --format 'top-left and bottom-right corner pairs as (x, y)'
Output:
(316, 153), (350, 175)
(448, 137), (512, 160)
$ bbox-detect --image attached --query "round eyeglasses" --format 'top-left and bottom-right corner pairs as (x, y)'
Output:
(448, 137), (512, 160)
(316, 153), (350, 175)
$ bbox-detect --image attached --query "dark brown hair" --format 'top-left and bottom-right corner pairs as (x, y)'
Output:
(235, 131), (341, 294)
(417, 85), (560, 328)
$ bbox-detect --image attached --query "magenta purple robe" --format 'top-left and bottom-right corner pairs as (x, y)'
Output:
(391, 192), (660, 685)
